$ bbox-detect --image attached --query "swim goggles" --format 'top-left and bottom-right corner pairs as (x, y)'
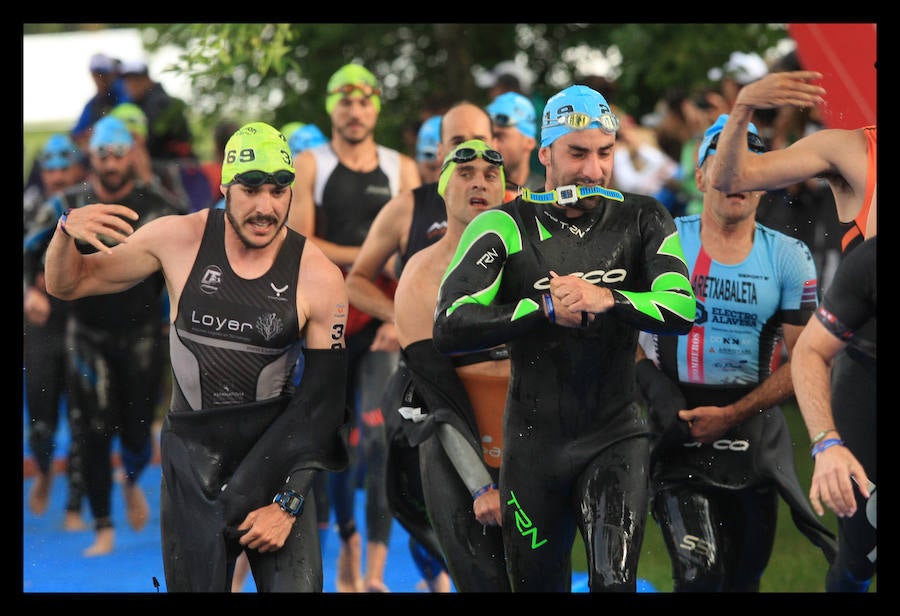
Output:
(440, 146), (504, 173)
(542, 110), (620, 135)
(232, 169), (295, 188)
(696, 131), (767, 169)
(491, 113), (519, 128)
(521, 184), (623, 206)
(40, 150), (78, 165)
(91, 145), (129, 160)
(328, 83), (382, 98)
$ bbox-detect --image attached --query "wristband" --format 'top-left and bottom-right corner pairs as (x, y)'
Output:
(542, 292), (555, 323)
(59, 208), (73, 237)
(809, 428), (836, 447)
(273, 489), (304, 516)
(811, 438), (844, 459)
(472, 483), (497, 501)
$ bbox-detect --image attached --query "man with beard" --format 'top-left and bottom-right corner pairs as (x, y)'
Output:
(44, 122), (350, 591)
(288, 63), (420, 592)
(28, 116), (181, 556)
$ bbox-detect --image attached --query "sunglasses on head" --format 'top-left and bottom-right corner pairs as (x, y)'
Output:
(441, 147), (504, 172)
(39, 150), (77, 165)
(91, 145), (129, 160)
(491, 113), (519, 128)
(543, 110), (620, 135)
(329, 83), (381, 98)
(232, 170), (295, 188)
(698, 132), (767, 168)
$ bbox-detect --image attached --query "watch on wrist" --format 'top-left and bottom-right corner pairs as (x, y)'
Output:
(273, 489), (304, 517)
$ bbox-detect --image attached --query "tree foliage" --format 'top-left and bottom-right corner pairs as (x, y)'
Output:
(26, 23), (788, 152)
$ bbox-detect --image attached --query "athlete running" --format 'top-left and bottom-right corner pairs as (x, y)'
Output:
(44, 122), (350, 592)
(433, 85), (696, 591)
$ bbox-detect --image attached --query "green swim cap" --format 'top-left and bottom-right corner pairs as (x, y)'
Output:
(220, 122), (294, 186)
(110, 103), (148, 138)
(280, 122), (305, 141)
(438, 139), (505, 199)
(325, 63), (382, 115)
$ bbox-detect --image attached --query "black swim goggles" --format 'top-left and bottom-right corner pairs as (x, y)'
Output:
(697, 132), (767, 168)
(440, 147), (504, 173)
(232, 169), (295, 188)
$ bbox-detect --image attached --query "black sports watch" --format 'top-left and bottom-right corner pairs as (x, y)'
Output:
(273, 489), (304, 517)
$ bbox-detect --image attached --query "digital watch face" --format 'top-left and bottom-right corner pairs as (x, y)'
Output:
(559, 188), (574, 200)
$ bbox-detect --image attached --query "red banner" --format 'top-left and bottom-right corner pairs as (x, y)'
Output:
(788, 23), (877, 130)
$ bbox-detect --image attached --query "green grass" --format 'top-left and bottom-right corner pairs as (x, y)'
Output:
(572, 401), (876, 593)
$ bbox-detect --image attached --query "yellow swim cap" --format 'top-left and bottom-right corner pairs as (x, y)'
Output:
(325, 63), (382, 115)
(220, 122), (294, 186)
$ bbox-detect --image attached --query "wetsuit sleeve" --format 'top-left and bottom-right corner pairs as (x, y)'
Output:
(818, 237), (876, 339)
(220, 348), (350, 518)
(608, 201), (695, 335)
(23, 195), (67, 287)
(433, 209), (545, 354)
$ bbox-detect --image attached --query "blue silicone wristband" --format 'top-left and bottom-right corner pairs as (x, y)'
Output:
(59, 208), (73, 237)
(472, 483), (497, 501)
(542, 292), (555, 323)
(811, 438), (844, 459)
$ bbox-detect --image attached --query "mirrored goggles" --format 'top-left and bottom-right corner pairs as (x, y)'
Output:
(329, 83), (381, 98)
(39, 150), (78, 165)
(543, 110), (620, 134)
(697, 132), (767, 169)
(91, 145), (129, 160)
(441, 147), (504, 172)
(232, 170), (295, 188)
(491, 113), (519, 128)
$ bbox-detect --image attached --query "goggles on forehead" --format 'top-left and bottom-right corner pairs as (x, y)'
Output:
(39, 150), (78, 165)
(329, 83), (381, 98)
(697, 131), (767, 169)
(543, 110), (620, 135)
(441, 146), (504, 173)
(232, 169), (295, 188)
(417, 149), (438, 162)
(91, 145), (129, 160)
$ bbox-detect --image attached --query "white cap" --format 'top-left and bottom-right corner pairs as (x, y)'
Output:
(474, 60), (535, 94)
(708, 51), (768, 85)
(120, 59), (149, 77)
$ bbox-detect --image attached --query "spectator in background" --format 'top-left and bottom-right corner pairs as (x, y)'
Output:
(708, 51), (770, 111)
(23, 134), (88, 531)
(71, 53), (130, 150)
(475, 60), (535, 101)
(120, 59), (210, 212)
(612, 112), (681, 214)
(486, 91), (544, 200)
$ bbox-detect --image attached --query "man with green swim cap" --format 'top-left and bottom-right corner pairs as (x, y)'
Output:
(433, 84), (696, 591)
(43, 121), (352, 591)
(290, 63), (420, 593)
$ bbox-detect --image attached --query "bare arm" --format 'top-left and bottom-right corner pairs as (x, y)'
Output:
(791, 316), (870, 517)
(287, 150), (317, 236)
(44, 203), (163, 300)
(680, 322), (803, 443)
(345, 190), (414, 323)
(709, 71), (832, 193)
(398, 153), (423, 192)
(297, 239), (348, 350)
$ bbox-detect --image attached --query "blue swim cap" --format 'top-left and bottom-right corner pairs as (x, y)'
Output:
(486, 91), (536, 139)
(40, 134), (82, 170)
(540, 85), (617, 148)
(89, 116), (134, 150)
(416, 115), (441, 162)
(288, 123), (328, 155)
(696, 114), (765, 169)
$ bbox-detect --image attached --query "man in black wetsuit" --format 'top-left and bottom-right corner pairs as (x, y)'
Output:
(792, 236), (876, 592)
(28, 116), (182, 557)
(433, 85), (696, 592)
(44, 122), (350, 592)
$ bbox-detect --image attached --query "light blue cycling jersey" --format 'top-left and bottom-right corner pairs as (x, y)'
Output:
(670, 214), (818, 386)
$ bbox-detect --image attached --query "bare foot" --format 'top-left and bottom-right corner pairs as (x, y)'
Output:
(427, 571), (452, 593)
(63, 511), (89, 532)
(336, 532), (363, 592)
(83, 527), (115, 557)
(124, 483), (149, 531)
(28, 473), (52, 515)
